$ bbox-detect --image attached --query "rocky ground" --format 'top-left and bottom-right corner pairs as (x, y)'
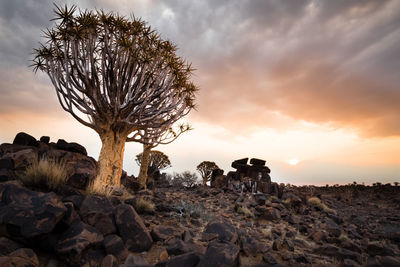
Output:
(1, 132), (400, 266)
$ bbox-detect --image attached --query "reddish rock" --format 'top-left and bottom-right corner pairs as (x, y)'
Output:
(114, 204), (153, 252)
(80, 195), (116, 235)
(204, 218), (238, 243)
(155, 252), (201, 267)
(197, 241), (240, 267)
(0, 248), (39, 267)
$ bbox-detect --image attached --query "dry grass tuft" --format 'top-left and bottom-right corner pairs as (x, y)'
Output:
(133, 198), (155, 214)
(19, 158), (68, 192)
(86, 179), (114, 197)
(236, 205), (255, 218)
(307, 197), (336, 214)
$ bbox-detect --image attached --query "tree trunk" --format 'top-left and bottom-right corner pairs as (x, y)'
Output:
(138, 144), (152, 189)
(96, 131), (127, 188)
(203, 176), (207, 186)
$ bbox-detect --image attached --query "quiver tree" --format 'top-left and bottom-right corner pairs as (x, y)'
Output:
(196, 161), (219, 186)
(131, 123), (191, 189)
(32, 5), (197, 188)
(136, 150), (171, 189)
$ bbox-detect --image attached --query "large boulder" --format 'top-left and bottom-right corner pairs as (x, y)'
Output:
(56, 221), (104, 264)
(0, 182), (66, 239)
(0, 248), (39, 267)
(155, 252), (201, 267)
(1, 148), (37, 171)
(56, 139), (87, 156)
(12, 132), (38, 147)
(80, 195), (116, 235)
(44, 149), (97, 189)
(204, 218), (238, 243)
(114, 204), (153, 252)
(103, 234), (129, 262)
(197, 241), (240, 267)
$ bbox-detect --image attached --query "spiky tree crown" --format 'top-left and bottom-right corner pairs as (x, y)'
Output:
(33, 5), (197, 138)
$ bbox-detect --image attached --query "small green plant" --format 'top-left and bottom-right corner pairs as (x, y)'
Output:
(132, 198), (155, 214)
(19, 158), (68, 192)
(307, 197), (336, 214)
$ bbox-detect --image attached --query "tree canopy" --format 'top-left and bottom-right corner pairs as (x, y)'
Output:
(197, 161), (219, 186)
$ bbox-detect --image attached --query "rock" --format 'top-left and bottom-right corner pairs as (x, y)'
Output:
(263, 252), (278, 264)
(314, 244), (362, 263)
(63, 194), (84, 209)
(0, 248), (39, 267)
(56, 139), (87, 156)
(101, 254), (119, 267)
(340, 259), (359, 267)
(166, 239), (206, 256)
(40, 136), (50, 144)
(151, 225), (179, 241)
(2, 148), (37, 170)
(311, 231), (327, 242)
(0, 182), (67, 239)
(123, 253), (151, 267)
(82, 248), (106, 266)
(254, 194), (267, 205)
(204, 218), (238, 243)
(13, 132), (37, 147)
(122, 175), (143, 192)
(0, 237), (23, 256)
(240, 235), (264, 256)
(0, 169), (12, 182)
(114, 204), (153, 252)
(61, 202), (80, 227)
(103, 234), (129, 262)
(0, 157), (14, 170)
(367, 241), (396, 256)
(250, 158), (266, 166)
(80, 195), (116, 235)
(155, 252), (201, 267)
(45, 149), (97, 189)
(56, 221), (104, 264)
(256, 207), (281, 221)
(197, 241), (240, 267)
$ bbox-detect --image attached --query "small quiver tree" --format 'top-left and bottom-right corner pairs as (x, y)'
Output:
(196, 161), (219, 186)
(135, 150), (171, 189)
(32, 5), (197, 188)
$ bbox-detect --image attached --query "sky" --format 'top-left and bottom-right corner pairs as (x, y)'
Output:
(0, 0), (399, 185)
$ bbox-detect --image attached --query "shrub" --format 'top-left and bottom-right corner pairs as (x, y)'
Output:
(236, 205), (255, 218)
(19, 158), (68, 192)
(307, 197), (335, 214)
(132, 198), (155, 214)
(171, 171), (200, 188)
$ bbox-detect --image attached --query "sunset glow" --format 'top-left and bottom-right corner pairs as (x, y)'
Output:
(0, 0), (399, 185)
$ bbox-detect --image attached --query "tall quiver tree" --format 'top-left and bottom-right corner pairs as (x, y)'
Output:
(32, 5), (197, 188)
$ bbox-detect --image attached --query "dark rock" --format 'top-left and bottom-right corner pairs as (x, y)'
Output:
(61, 202), (80, 227)
(0, 248), (39, 267)
(311, 231), (327, 242)
(0, 169), (12, 182)
(340, 259), (359, 267)
(263, 252), (277, 265)
(56, 139), (87, 155)
(103, 234), (129, 262)
(256, 207), (281, 221)
(2, 148), (37, 170)
(13, 132), (37, 147)
(0, 182), (67, 239)
(182, 230), (194, 242)
(240, 235), (264, 256)
(197, 241), (240, 267)
(287, 215), (300, 225)
(124, 253), (151, 267)
(80, 195), (116, 235)
(82, 248), (106, 266)
(40, 136), (50, 144)
(63, 194), (84, 210)
(254, 194), (267, 205)
(122, 175), (143, 192)
(101, 254), (119, 267)
(0, 237), (23, 256)
(56, 221), (104, 264)
(204, 218), (238, 243)
(367, 241), (396, 256)
(0, 157), (14, 170)
(166, 239), (206, 256)
(114, 204), (153, 252)
(151, 225), (179, 242)
(314, 244), (362, 263)
(155, 252), (201, 267)
(250, 158), (266, 166)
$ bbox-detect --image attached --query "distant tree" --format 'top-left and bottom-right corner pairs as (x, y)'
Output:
(196, 161), (219, 186)
(136, 150), (171, 188)
(32, 5), (196, 189)
(136, 124), (191, 189)
(171, 171), (199, 188)
(395, 182), (399, 187)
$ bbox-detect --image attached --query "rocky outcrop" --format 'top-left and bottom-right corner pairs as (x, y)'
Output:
(80, 195), (116, 235)
(0, 182), (67, 239)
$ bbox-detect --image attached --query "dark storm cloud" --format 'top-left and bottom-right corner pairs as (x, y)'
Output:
(1, 0), (400, 136)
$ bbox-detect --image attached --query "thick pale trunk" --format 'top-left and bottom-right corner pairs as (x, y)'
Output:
(138, 144), (152, 189)
(96, 131), (126, 188)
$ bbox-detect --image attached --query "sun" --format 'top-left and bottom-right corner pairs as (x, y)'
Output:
(288, 158), (299, 165)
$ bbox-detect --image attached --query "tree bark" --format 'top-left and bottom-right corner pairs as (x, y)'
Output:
(138, 144), (152, 189)
(96, 131), (127, 187)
